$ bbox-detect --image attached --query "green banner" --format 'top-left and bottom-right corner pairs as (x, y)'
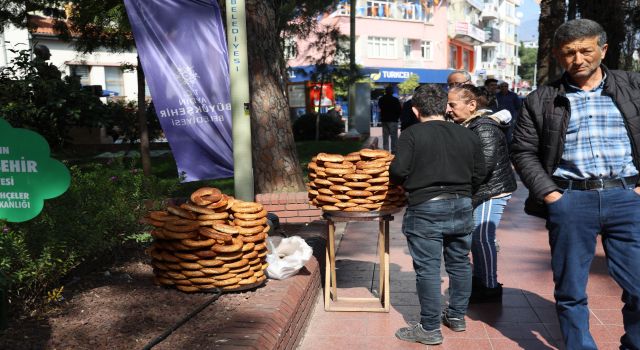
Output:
(0, 119), (70, 222)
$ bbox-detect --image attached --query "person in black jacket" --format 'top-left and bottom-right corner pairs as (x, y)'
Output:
(391, 84), (485, 345)
(399, 86), (421, 132)
(378, 85), (402, 153)
(447, 84), (517, 304)
(511, 19), (640, 350)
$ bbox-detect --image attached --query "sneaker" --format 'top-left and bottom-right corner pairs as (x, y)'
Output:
(395, 322), (443, 345)
(469, 282), (503, 304)
(442, 312), (466, 332)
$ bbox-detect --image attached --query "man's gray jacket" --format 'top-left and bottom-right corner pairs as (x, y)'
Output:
(510, 65), (640, 217)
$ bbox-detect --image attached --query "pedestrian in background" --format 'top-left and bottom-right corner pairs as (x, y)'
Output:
(495, 81), (521, 144)
(511, 18), (640, 350)
(447, 70), (472, 89)
(378, 85), (402, 153)
(399, 85), (421, 132)
(391, 84), (486, 345)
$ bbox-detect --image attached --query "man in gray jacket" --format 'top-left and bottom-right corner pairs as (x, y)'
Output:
(511, 19), (640, 350)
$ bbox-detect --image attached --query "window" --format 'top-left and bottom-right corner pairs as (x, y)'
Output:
(449, 45), (458, 69)
(482, 47), (494, 62)
(70, 65), (90, 85)
(283, 37), (297, 60)
(421, 40), (432, 60)
(104, 66), (124, 96)
(462, 50), (470, 71)
(367, 36), (396, 58)
(403, 39), (411, 59)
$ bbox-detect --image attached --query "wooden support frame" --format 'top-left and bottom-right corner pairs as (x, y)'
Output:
(322, 212), (393, 312)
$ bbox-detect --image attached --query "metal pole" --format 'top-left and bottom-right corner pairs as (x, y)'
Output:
(347, 0), (358, 134)
(225, 0), (254, 201)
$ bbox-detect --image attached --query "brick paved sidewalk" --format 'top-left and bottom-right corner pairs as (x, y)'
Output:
(298, 183), (626, 350)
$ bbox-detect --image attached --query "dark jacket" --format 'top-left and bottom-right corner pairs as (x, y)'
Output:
(466, 113), (517, 207)
(378, 94), (402, 123)
(400, 99), (419, 131)
(510, 65), (640, 218)
(390, 120), (486, 206)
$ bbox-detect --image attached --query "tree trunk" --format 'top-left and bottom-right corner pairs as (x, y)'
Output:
(245, 0), (306, 193)
(537, 0), (566, 86)
(137, 56), (152, 176)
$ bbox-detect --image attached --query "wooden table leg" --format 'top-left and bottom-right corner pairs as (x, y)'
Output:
(324, 220), (332, 310)
(378, 220), (385, 303)
(383, 219), (390, 311)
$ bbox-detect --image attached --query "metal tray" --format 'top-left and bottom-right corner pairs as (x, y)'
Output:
(322, 207), (403, 219)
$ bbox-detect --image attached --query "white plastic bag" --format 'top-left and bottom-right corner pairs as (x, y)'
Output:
(265, 236), (313, 280)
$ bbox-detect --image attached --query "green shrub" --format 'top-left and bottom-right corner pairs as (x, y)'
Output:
(0, 159), (178, 314)
(292, 113), (344, 141)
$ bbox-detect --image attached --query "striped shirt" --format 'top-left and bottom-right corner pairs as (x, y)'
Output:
(553, 75), (639, 180)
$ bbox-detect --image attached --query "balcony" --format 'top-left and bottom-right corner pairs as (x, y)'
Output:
(483, 27), (500, 43)
(465, 0), (484, 11)
(345, 0), (437, 23)
(481, 4), (499, 21)
(452, 21), (485, 45)
(507, 0), (522, 5)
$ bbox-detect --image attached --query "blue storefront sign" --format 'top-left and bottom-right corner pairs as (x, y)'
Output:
(287, 65), (453, 84)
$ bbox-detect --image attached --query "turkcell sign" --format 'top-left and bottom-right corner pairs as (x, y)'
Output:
(124, 0), (234, 181)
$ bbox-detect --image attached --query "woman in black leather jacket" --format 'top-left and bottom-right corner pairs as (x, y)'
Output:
(446, 84), (517, 303)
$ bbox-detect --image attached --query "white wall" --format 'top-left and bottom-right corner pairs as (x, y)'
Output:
(1, 24), (30, 67)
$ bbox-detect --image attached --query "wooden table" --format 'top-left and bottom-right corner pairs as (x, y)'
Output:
(322, 210), (397, 312)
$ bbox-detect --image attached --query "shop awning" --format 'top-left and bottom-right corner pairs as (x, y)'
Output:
(287, 65), (379, 83)
(368, 67), (453, 84)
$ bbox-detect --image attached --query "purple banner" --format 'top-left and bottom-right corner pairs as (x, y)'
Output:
(124, 0), (233, 181)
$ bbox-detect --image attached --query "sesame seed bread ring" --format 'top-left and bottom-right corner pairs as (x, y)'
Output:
(214, 277), (241, 287)
(161, 230), (198, 240)
(332, 194), (351, 201)
(326, 176), (348, 183)
(334, 202), (358, 208)
(367, 176), (390, 184)
(242, 250), (258, 259)
(361, 203), (383, 210)
(329, 185), (352, 192)
(212, 237), (243, 253)
(212, 273), (238, 281)
(201, 267), (229, 275)
(193, 250), (217, 259)
(237, 225), (264, 235)
(240, 232), (266, 243)
(197, 258), (224, 267)
(204, 194), (229, 210)
(343, 181), (371, 189)
(198, 227), (232, 242)
(359, 148), (390, 159)
(173, 278), (195, 286)
(149, 211), (178, 222)
(380, 171), (390, 177)
(324, 167), (354, 176)
(322, 205), (340, 211)
(357, 167), (387, 175)
(212, 223), (239, 235)
(346, 190), (373, 197)
(254, 243), (267, 251)
(348, 198), (374, 204)
(316, 195), (340, 203)
(216, 251), (245, 261)
(223, 258), (249, 269)
(257, 250), (268, 258)
(343, 173), (372, 181)
(367, 194), (388, 202)
(152, 260), (170, 271)
(344, 206), (370, 212)
(356, 160), (386, 169)
(233, 217), (268, 227)
(166, 205), (197, 220)
(324, 161), (354, 169)
(189, 277), (218, 284)
(201, 193), (224, 204)
(196, 212), (229, 220)
(307, 161), (319, 170)
(248, 257), (262, 266)
(315, 169), (327, 177)
(166, 271), (187, 280)
(179, 203), (217, 215)
(160, 251), (180, 263)
(182, 238), (216, 249)
(313, 178), (334, 186)
(242, 242), (256, 252)
(229, 265), (251, 274)
(239, 276), (258, 285)
(176, 285), (200, 293)
(179, 261), (203, 270)
(198, 220), (228, 227)
(173, 252), (200, 261)
(379, 154), (395, 162)
(231, 202), (264, 214)
(236, 270), (256, 279)
(170, 241), (197, 251)
(182, 270), (206, 278)
(316, 153), (344, 163)
(233, 209), (267, 220)
(365, 185), (389, 192)
(254, 270), (265, 278)
(190, 187), (222, 205)
(249, 263), (262, 271)
(155, 275), (172, 285)
(164, 221), (200, 233)
(317, 188), (335, 196)
(256, 275), (267, 283)
(344, 152), (361, 162)
(307, 189), (319, 197)
(308, 172), (317, 179)
(141, 217), (165, 227)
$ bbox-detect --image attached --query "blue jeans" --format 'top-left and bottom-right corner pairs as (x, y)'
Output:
(472, 195), (511, 288)
(402, 196), (474, 330)
(546, 187), (640, 350)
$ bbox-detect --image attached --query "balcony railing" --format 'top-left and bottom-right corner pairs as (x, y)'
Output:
(453, 21), (486, 43)
(335, 0), (437, 23)
(466, 0), (484, 11)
